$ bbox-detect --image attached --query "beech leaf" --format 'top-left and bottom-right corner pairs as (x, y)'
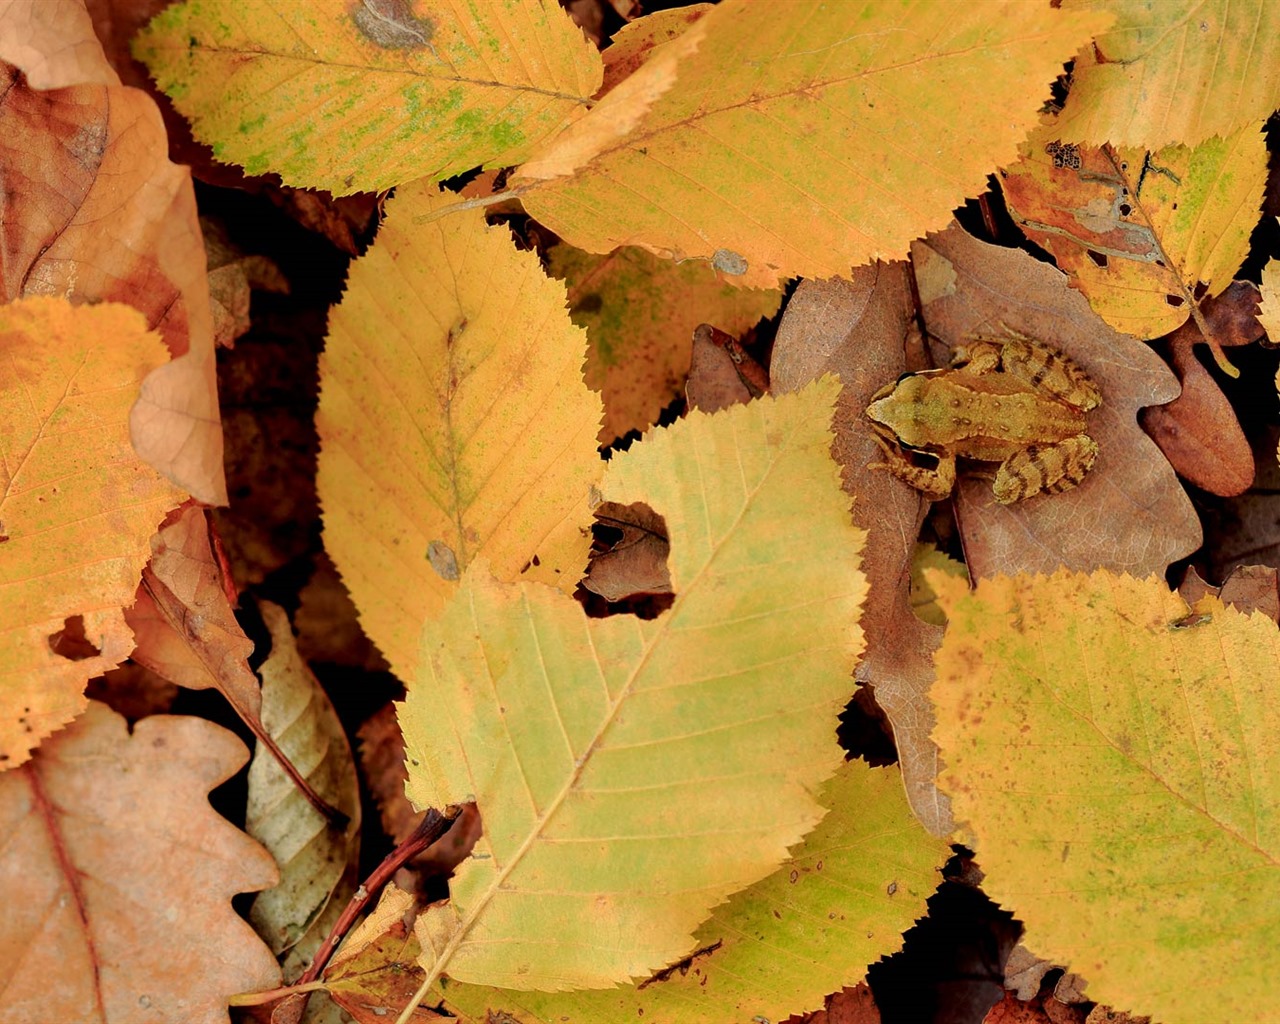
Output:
(133, 0), (602, 194)
(0, 701), (280, 1022)
(398, 378), (867, 991)
(317, 178), (603, 683)
(519, 0), (1108, 288)
(0, 297), (185, 769)
(933, 570), (1280, 1024)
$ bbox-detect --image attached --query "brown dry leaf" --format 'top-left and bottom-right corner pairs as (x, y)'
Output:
(294, 552), (388, 672)
(202, 216), (289, 349)
(581, 501), (671, 602)
(0, 25), (225, 503)
(685, 322), (770, 413)
(1259, 255), (1280, 341)
(0, 297), (185, 769)
(771, 266), (951, 836)
(1179, 564), (1280, 623)
(0, 0), (117, 87)
(357, 702), (422, 847)
(549, 241), (781, 442)
(0, 700), (280, 1022)
(784, 985), (881, 1024)
(1139, 282), (1260, 497)
(913, 225), (1200, 579)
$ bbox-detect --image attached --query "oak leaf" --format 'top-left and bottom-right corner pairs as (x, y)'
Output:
(0, 701), (280, 1022)
(1001, 121), (1266, 343)
(134, 0), (602, 194)
(933, 570), (1280, 1024)
(1055, 0), (1280, 149)
(0, 0), (115, 87)
(519, 0), (1108, 288)
(398, 379), (867, 992)
(0, 297), (185, 769)
(318, 179), (603, 683)
(550, 242), (782, 442)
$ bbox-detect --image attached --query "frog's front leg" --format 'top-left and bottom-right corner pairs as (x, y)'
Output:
(869, 434), (957, 500)
(992, 435), (1099, 504)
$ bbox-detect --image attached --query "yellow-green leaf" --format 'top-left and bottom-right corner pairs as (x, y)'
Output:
(550, 243), (782, 442)
(1001, 121), (1266, 339)
(909, 543), (966, 628)
(0, 297), (185, 769)
(1056, 0), (1280, 149)
(518, 0), (1107, 288)
(434, 760), (945, 1023)
(398, 379), (867, 992)
(317, 179), (603, 683)
(133, 0), (601, 194)
(247, 602), (360, 957)
(932, 570), (1280, 1024)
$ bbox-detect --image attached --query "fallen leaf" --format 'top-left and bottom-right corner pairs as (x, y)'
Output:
(0, 0), (117, 87)
(135, 0), (602, 194)
(1054, 0), (1280, 149)
(933, 570), (1280, 1024)
(913, 225), (1201, 579)
(1259, 254), (1280, 341)
(0, 297), (185, 769)
(0, 37), (225, 502)
(357, 702), (422, 846)
(1178, 564), (1280, 623)
(247, 602), (361, 957)
(399, 380), (867, 992)
(581, 501), (671, 602)
(771, 267), (953, 837)
(318, 178), (603, 683)
(549, 242), (781, 442)
(784, 985), (881, 1024)
(202, 216), (290, 349)
(685, 322), (769, 413)
(1001, 121), (1266, 343)
(909, 543), (968, 628)
(520, 0), (1107, 287)
(295, 552), (388, 672)
(0, 700), (280, 1022)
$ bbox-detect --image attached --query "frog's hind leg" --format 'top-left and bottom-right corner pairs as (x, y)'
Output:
(869, 435), (957, 500)
(997, 336), (1102, 411)
(992, 435), (1099, 504)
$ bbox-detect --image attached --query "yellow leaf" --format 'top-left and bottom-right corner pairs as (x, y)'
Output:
(398, 379), (867, 992)
(317, 180), (603, 683)
(0, 701), (280, 1021)
(434, 761), (946, 1023)
(1002, 121), (1266, 339)
(1258, 253), (1280, 343)
(933, 570), (1280, 1024)
(133, 0), (602, 194)
(1056, 0), (1280, 149)
(550, 243), (782, 442)
(909, 543), (967, 628)
(0, 297), (185, 769)
(518, 0), (1107, 288)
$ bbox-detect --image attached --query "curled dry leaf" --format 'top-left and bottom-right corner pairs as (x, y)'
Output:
(0, 298), (185, 769)
(0, 23), (224, 502)
(771, 266), (953, 837)
(581, 501), (671, 603)
(685, 323), (769, 414)
(913, 225), (1201, 579)
(0, 701), (280, 1022)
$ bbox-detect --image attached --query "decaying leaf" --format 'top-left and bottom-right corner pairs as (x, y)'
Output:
(581, 501), (671, 603)
(550, 242), (781, 442)
(1001, 121), (1266, 343)
(317, 178), (603, 683)
(247, 602), (360, 957)
(0, 298), (185, 769)
(1055, 0), (1280, 149)
(0, 28), (225, 503)
(771, 266), (952, 837)
(912, 225), (1201, 579)
(933, 570), (1280, 1024)
(434, 761), (946, 1023)
(520, 0), (1107, 287)
(0, 701), (280, 1022)
(398, 380), (867, 992)
(134, 0), (602, 194)
(685, 323), (769, 414)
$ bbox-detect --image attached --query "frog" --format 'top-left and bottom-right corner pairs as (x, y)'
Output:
(865, 329), (1102, 504)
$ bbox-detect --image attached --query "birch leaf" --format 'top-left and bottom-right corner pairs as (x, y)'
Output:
(133, 0), (601, 194)
(933, 570), (1280, 1024)
(398, 378), (867, 991)
(0, 297), (185, 769)
(317, 178), (603, 684)
(1001, 121), (1266, 340)
(519, 0), (1108, 288)
(1055, 0), (1280, 149)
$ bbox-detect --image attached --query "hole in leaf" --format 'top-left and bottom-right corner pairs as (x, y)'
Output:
(1118, 202), (1132, 216)
(48, 615), (101, 661)
(1166, 294), (1185, 307)
(1086, 249), (1108, 268)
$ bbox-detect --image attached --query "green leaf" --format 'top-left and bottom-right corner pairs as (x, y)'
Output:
(436, 760), (946, 1023)
(133, 0), (602, 194)
(398, 378), (867, 992)
(932, 570), (1280, 1024)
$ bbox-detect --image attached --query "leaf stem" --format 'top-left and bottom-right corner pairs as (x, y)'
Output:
(411, 186), (533, 226)
(228, 980), (328, 1006)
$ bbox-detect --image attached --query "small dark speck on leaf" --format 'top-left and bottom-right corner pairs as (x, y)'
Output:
(353, 0), (434, 50)
(427, 540), (460, 580)
(887, 880), (898, 895)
